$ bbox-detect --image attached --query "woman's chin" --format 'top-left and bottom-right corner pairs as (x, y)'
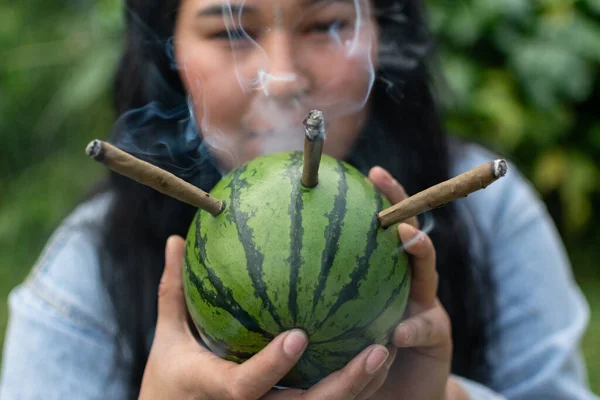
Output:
(205, 128), (309, 171)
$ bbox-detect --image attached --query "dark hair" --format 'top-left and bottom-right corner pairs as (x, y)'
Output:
(98, 0), (494, 397)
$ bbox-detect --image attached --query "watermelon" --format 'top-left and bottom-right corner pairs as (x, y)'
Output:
(183, 151), (410, 389)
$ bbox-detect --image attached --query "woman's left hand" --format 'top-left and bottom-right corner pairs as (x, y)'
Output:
(366, 167), (468, 400)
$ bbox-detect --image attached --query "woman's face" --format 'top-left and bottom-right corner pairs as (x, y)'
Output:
(174, 0), (379, 171)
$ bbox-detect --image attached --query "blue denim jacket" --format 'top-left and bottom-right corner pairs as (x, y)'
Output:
(1, 144), (597, 399)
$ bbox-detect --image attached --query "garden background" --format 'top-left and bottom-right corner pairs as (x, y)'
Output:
(1, 0), (598, 392)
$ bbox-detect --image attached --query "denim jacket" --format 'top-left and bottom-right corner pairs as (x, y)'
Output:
(1, 143), (597, 399)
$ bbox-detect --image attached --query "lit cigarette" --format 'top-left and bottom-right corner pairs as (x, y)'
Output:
(86, 140), (225, 216)
(377, 160), (508, 228)
(302, 110), (325, 188)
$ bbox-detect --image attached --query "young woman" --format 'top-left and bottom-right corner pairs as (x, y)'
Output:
(1, 0), (597, 399)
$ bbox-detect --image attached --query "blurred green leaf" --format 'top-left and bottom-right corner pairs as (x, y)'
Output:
(533, 147), (567, 192)
(472, 71), (526, 150)
(34, 43), (120, 135)
(584, 0), (600, 14)
(430, 0), (600, 236)
(588, 123), (600, 148)
(511, 41), (593, 108)
(560, 151), (599, 232)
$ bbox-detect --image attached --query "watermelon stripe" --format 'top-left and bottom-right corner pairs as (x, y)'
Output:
(379, 262), (410, 316)
(294, 356), (323, 383)
(185, 261), (274, 339)
(305, 352), (331, 377)
(311, 160), (348, 315)
(385, 243), (404, 282)
(189, 217), (274, 338)
(229, 166), (284, 329)
(312, 266), (409, 345)
(312, 348), (368, 358)
(184, 151), (411, 388)
(313, 190), (383, 330)
(285, 153), (304, 325)
(187, 298), (259, 361)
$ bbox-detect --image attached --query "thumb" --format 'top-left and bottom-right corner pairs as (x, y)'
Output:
(156, 235), (189, 337)
(369, 167), (419, 229)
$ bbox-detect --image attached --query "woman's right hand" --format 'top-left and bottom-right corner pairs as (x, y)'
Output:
(138, 235), (394, 400)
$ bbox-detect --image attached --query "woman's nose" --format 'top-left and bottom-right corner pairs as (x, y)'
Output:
(261, 33), (310, 100)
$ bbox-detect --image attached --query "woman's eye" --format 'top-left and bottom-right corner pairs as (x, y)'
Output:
(308, 19), (349, 34)
(212, 28), (254, 41)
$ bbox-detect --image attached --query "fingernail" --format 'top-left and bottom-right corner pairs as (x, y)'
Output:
(397, 324), (412, 346)
(410, 225), (425, 242)
(365, 346), (389, 374)
(406, 223), (417, 234)
(381, 170), (396, 187)
(399, 223), (417, 240)
(283, 330), (308, 357)
(384, 351), (395, 369)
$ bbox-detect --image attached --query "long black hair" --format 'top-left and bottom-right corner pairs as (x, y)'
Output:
(97, 0), (494, 397)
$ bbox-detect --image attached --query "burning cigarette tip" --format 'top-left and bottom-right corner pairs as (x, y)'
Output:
(305, 109), (323, 126)
(83, 138), (224, 215)
(377, 158), (510, 229)
(493, 159), (508, 178)
(301, 110), (325, 188)
(303, 110), (325, 141)
(86, 139), (103, 159)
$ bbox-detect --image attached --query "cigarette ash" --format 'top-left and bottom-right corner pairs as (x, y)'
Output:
(303, 110), (326, 142)
(493, 159), (508, 178)
(85, 139), (102, 159)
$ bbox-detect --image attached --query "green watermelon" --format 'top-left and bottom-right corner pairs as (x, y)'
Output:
(183, 151), (410, 389)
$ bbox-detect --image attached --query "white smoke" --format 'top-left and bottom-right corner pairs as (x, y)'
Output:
(172, 0), (377, 170)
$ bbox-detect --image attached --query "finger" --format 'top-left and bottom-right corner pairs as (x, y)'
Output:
(355, 345), (397, 400)
(368, 166), (408, 205)
(229, 329), (308, 399)
(261, 346), (395, 400)
(262, 388), (305, 400)
(398, 223), (438, 305)
(393, 306), (451, 349)
(155, 235), (191, 338)
(263, 351), (395, 400)
(368, 166), (419, 228)
(304, 345), (389, 400)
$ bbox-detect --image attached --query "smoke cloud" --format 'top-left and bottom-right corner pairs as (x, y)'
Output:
(175, 0), (377, 169)
(111, 0), (417, 183)
(109, 0), (436, 248)
(109, 99), (223, 186)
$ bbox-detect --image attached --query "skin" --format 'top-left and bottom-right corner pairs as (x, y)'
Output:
(173, 0), (378, 170)
(139, 172), (468, 400)
(140, 0), (470, 398)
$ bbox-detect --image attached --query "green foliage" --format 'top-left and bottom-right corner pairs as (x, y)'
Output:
(0, 1), (122, 181)
(426, 3), (600, 388)
(427, 0), (600, 235)
(0, 0), (121, 351)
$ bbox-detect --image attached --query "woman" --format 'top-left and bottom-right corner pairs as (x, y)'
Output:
(1, 0), (596, 398)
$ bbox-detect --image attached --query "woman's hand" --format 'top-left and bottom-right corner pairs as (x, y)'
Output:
(139, 236), (395, 400)
(367, 167), (468, 400)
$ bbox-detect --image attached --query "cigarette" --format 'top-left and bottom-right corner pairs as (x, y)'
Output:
(377, 159), (508, 228)
(85, 140), (225, 216)
(302, 110), (325, 188)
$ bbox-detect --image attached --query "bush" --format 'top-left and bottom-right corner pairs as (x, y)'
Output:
(428, 0), (600, 237)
